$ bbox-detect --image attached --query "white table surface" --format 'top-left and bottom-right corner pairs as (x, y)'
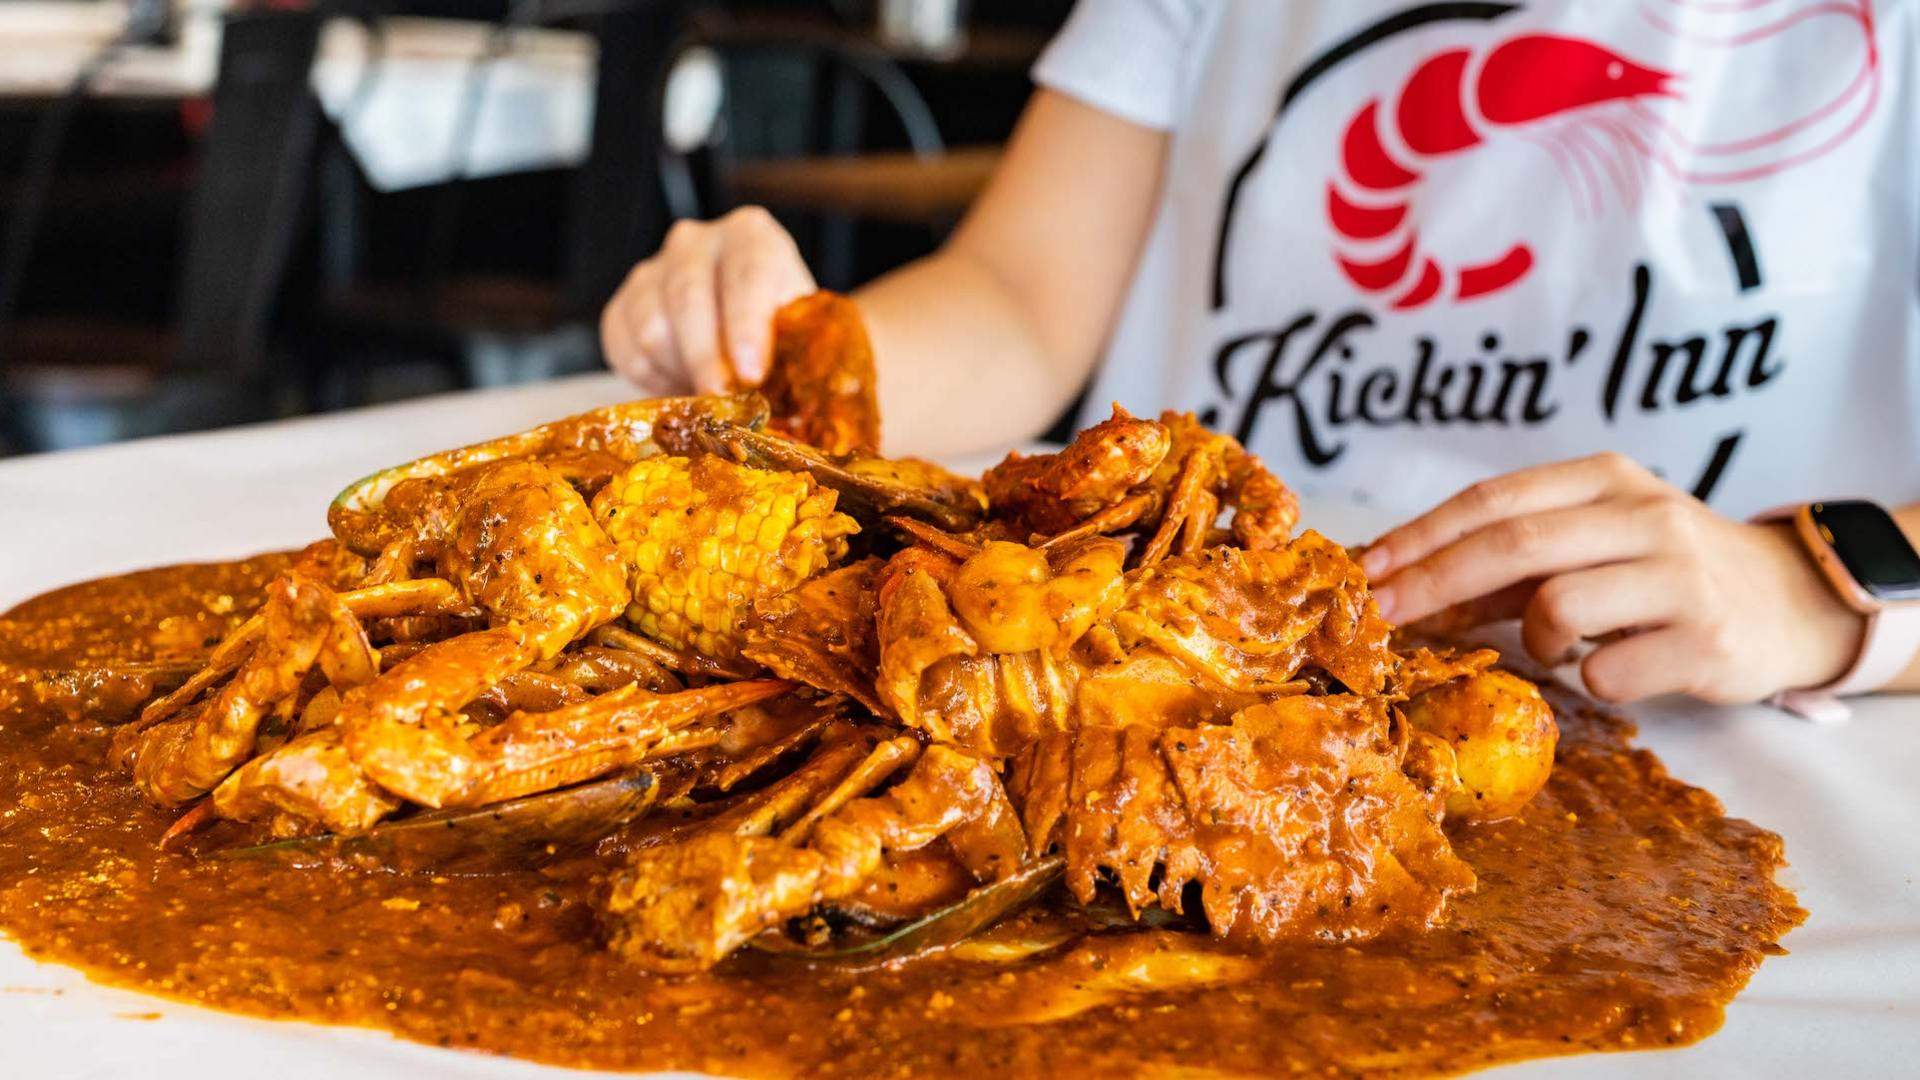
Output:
(0, 374), (1914, 1079)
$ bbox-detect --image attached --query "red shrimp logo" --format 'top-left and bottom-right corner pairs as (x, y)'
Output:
(1330, 35), (1677, 309)
(1294, 1), (1883, 312)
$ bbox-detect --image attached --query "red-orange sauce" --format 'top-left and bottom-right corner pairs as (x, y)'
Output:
(0, 556), (1803, 1076)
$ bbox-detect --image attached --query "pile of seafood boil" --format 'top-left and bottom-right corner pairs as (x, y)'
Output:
(100, 291), (1560, 972)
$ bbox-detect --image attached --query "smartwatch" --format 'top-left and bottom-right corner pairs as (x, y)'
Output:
(1753, 500), (1920, 723)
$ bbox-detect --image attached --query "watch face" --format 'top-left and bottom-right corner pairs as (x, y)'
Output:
(1809, 501), (1920, 602)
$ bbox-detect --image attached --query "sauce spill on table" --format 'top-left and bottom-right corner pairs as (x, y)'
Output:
(0, 556), (1804, 1076)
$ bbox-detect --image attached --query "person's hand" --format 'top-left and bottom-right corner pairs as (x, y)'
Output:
(1361, 452), (1866, 704)
(599, 207), (816, 395)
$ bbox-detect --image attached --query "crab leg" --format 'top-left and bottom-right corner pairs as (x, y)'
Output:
(454, 679), (791, 805)
(211, 727), (403, 836)
(700, 729), (888, 838)
(1035, 491), (1156, 550)
(883, 515), (981, 561)
(131, 578), (467, 735)
(339, 626), (792, 808)
(1179, 491), (1219, 556)
(588, 624), (757, 681)
(1138, 447), (1214, 567)
(117, 573), (375, 805)
(604, 743), (1011, 971)
(780, 736), (921, 843)
(540, 645), (684, 694)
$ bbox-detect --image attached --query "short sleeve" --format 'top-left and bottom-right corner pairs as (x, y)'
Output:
(1031, 0), (1204, 131)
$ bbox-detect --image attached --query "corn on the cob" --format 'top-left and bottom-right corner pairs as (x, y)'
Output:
(592, 456), (858, 660)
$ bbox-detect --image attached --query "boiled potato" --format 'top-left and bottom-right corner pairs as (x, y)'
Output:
(1402, 670), (1557, 821)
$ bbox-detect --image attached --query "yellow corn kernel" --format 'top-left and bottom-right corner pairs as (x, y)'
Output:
(592, 454), (858, 660)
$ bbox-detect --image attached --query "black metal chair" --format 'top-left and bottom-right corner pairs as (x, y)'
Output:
(0, 10), (324, 454)
(303, 0), (695, 408)
(655, 14), (948, 290)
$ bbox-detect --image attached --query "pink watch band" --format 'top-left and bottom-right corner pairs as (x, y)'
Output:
(1828, 607), (1920, 695)
(1752, 503), (1920, 723)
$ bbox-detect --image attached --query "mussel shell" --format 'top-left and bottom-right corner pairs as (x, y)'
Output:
(747, 854), (1065, 969)
(215, 771), (658, 875)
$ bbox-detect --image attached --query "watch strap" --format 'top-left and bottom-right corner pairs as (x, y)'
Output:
(1829, 606), (1920, 695)
(1765, 687), (1854, 725)
(1752, 502), (1920, 721)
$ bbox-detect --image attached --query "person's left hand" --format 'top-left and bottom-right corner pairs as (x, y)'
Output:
(1360, 452), (1866, 704)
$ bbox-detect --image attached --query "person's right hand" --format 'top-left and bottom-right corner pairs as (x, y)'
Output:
(599, 206), (817, 395)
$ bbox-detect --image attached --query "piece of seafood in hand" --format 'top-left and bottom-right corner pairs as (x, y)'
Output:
(752, 291), (882, 457)
(984, 405), (1299, 561)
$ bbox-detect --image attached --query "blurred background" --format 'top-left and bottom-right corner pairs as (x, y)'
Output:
(0, 0), (1066, 456)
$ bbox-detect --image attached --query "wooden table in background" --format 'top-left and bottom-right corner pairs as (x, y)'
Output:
(728, 144), (1002, 224)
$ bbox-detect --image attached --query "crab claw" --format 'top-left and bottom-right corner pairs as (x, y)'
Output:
(348, 676), (795, 810)
(666, 415), (985, 532)
(329, 393), (770, 555)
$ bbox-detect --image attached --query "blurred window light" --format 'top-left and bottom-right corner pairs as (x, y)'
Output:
(662, 45), (723, 155)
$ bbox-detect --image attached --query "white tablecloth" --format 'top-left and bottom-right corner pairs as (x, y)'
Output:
(0, 375), (1914, 1079)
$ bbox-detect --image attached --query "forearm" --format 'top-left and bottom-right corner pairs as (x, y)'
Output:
(856, 248), (1088, 458)
(853, 89), (1168, 460)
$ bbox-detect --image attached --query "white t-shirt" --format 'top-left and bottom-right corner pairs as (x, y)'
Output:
(1034, 0), (1920, 518)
